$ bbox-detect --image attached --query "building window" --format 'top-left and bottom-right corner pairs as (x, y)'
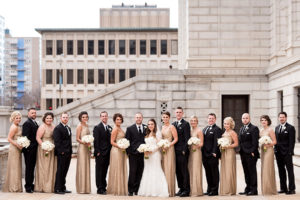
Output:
(119, 69), (125, 82)
(77, 40), (84, 55)
(109, 40), (115, 55)
(56, 40), (63, 55)
(77, 69), (84, 84)
(56, 69), (63, 84)
(119, 40), (125, 55)
(98, 69), (105, 84)
(161, 40), (167, 55)
(88, 40), (94, 55)
(46, 99), (52, 110)
(140, 40), (146, 55)
(171, 40), (178, 55)
(67, 69), (73, 84)
(67, 40), (73, 55)
(46, 40), (53, 55)
(129, 69), (136, 78)
(67, 98), (73, 104)
(150, 40), (157, 55)
(109, 69), (115, 84)
(88, 69), (94, 84)
(46, 69), (52, 84)
(130, 40), (136, 55)
(98, 40), (105, 55)
(56, 99), (63, 108)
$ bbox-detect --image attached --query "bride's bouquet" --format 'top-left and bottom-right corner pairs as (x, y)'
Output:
(217, 137), (230, 151)
(117, 138), (130, 153)
(137, 143), (152, 159)
(187, 137), (201, 152)
(17, 136), (30, 149)
(157, 139), (170, 154)
(259, 135), (272, 152)
(41, 141), (55, 157)
(81, 135), (94, 150)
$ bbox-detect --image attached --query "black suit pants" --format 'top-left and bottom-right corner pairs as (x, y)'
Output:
(23, 147), (37, 191)
(95, 153), (110, 192)
(128, 154), (144, 193)
(203, 155), (219, 193)
(175, 151), (190, 193)
(275, 153), (295, 191)
(240, 152), (258, 193)
(54, 153), (71, 191)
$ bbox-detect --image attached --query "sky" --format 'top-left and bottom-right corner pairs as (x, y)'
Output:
(0, 0), (178, 37)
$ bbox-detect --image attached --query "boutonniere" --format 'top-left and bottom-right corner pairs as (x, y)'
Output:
(245, 126), (249, 131)
(108, 127), (112, 132)
(143, 125), (148, 129)
(209, 126), (212, 130)
(282, 126), (286, 131)
(36, 121), (40, 125)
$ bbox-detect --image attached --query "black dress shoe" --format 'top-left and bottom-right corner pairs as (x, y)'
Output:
(63, 189), (71, 193)
(179, 191), (189, 197)
(128, 192), (133, 196)
(287, 190), (295, 195)
(54, 190), (65, 194)
(97, 190), (106, 195)
(134, 192), (138, 195)
(247, 192), (258, 196)
(208, 192), (218, 196)
(278, 190), (288, 194)
(204, 192), (211, 195)
(239, 191), (248, 195)
(26, 189), (33, 193)
(176, 190), (183, 196)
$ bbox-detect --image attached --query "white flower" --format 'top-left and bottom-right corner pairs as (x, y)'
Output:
(187, 137), (200, 145)
(217, 137), (231, 148)
(117, 138), (130, 149)
(137, 143), (151, 153)
(17, 136), (30, 148)
(157, 139), (170, 148)
(259, 135), (272, 147)
(81, 135), (94, 144)
(41, 141), (55, 156)
(108, 127), (112, 132)
(143, 125), (148, 130)
(282, 126), (286, 131)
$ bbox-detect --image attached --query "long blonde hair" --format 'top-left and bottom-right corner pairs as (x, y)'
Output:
(10, 111), (22, 123)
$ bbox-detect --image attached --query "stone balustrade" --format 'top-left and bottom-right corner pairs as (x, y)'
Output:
(0, 145), (9, 190)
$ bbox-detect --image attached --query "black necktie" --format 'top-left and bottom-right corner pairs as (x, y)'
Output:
(204, 126), (210, 135)
(242, 126), (246, 133)
(279, 125), (282, 133)
(138, 126), (142, 134)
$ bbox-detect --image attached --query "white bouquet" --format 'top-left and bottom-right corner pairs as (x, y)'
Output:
(137, 143), (152, 159)
(259, 135), (272, 152)
(217, 137), (231, 151)
(117, 138), (130, 153)
(157, 139), (170, 154)
(41, 141), (55, 157)
(187, 137), (201, 152)
(17, 136), (30, 149)
(81, 135), (94, 150)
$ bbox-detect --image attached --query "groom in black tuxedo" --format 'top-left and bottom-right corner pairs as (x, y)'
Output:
(202, 113), (222, 196)
(275, 112), (296, 195)
(173, 107), (191, 197)
(53, 112), (72, 194)
(93, 111), (112, 194)
(125, 112), (146, 196)
(22, 108), (39, 193)
(238, 113), (259, 196)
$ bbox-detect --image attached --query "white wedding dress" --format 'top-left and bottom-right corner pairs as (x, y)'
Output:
(138, 136), (169, 197)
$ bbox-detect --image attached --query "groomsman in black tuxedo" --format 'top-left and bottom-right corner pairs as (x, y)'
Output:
(202, 113), (222, 196)
(275, 112), (296, 195)
(22, 108), (39, 193)
(173, 107), (191, 197)
(93, 111), (112, 195)
(238, 113), (259, 196)
(53, 112), (72, 194)
(125, 112), (146, 196)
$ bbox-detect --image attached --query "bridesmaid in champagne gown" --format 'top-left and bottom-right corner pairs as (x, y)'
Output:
(34, 112), (56, 192)
(2, 111), (23, 192)
(259, 115), (277, 195)
(161, 111), (178, 197)
(220, 117), (238, 195)
(107, 113), (128, 195)
(76, 111), (91, 194)
(188, 116), (204, 196)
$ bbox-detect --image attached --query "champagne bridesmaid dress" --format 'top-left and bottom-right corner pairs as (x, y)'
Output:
(34, 126), (57, 192)
(76, 125), (91, 194)
(161, 125), (176, 197)
(220, 131), (237, 195)
(2, 125), (23, 192)
(260, 128), (277, 195)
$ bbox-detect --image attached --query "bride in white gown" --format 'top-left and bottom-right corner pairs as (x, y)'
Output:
(138, 119), (169, 197)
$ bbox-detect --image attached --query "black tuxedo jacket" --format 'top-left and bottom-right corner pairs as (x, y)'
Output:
(125, 124), (146, 155)
(53, 123), (72, 155)
(239, 123), (259, 157)
(173, 119), (191, 154)
(275, 122), (296, 156)
(22, 118), (39, 150)
(202, 124), (222, 159)
(93, 122), (112, 156)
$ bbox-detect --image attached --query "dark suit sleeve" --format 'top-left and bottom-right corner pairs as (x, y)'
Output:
(184, 122), (191, 153)
(289, 125), (296, 155)
(250, 126), (259, 153)
(93, 125), (100, 156)
(53, 126), (63, 155)
(22, 121), (31, 137)
(125, 126), (131, 154)
(212, 127), (222, 155)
